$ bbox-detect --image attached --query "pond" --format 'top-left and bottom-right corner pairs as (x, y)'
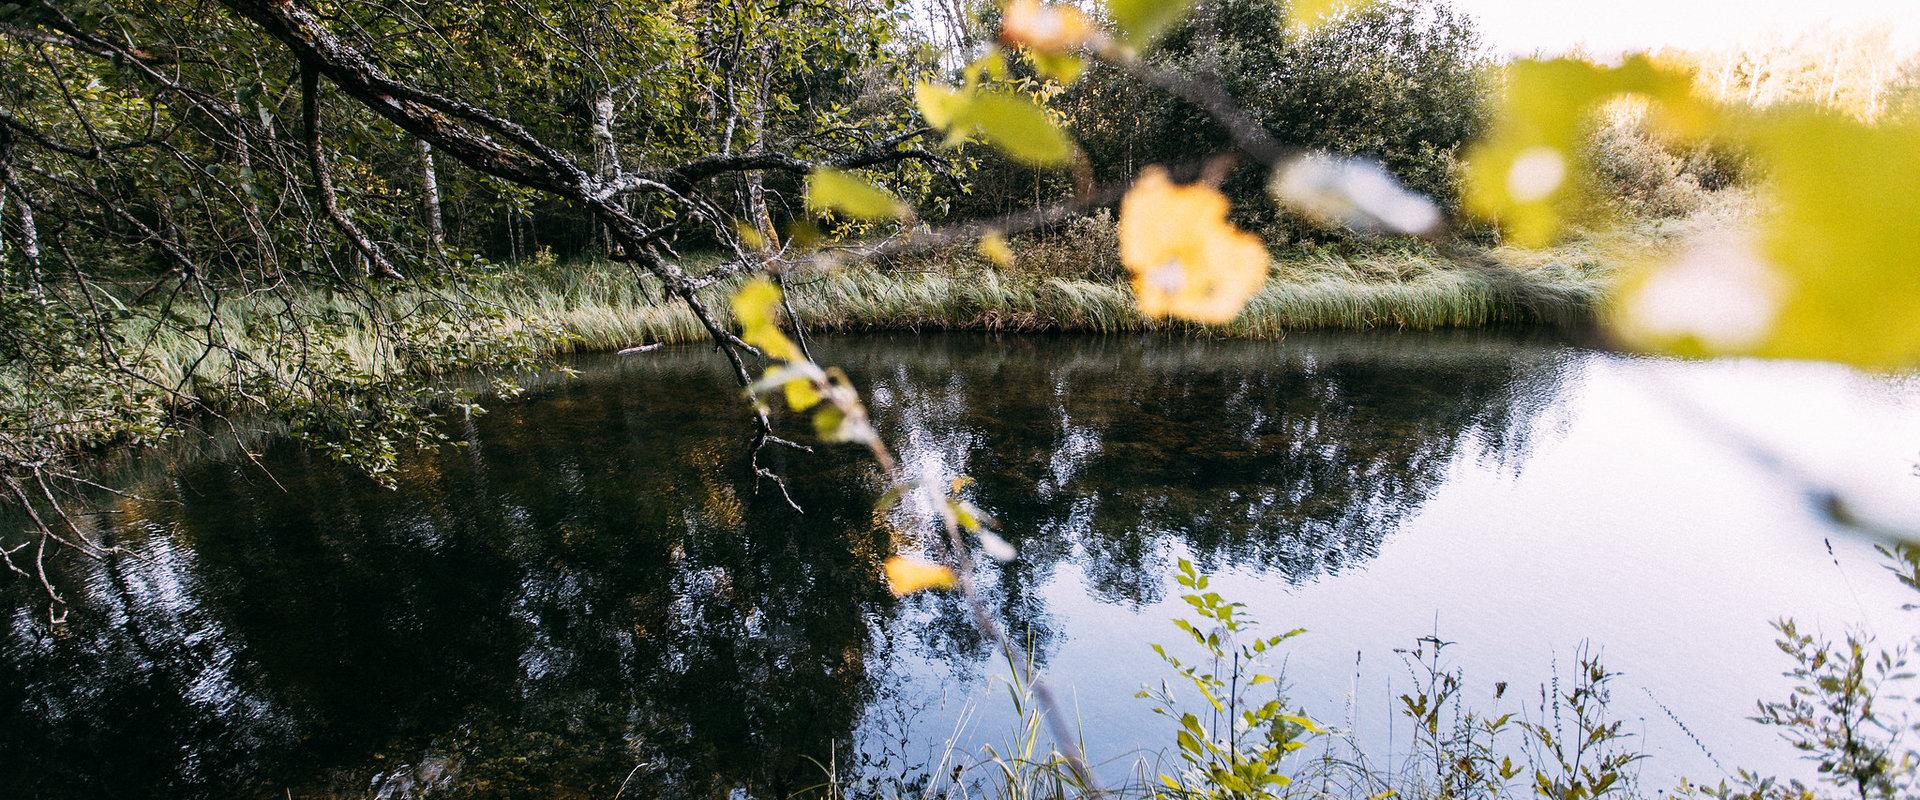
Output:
(3, 332), (1917, 799)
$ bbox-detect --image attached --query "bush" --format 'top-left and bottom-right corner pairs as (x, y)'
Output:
(1053, 0), (1490, 238)
(1583, 114), (1707, 219)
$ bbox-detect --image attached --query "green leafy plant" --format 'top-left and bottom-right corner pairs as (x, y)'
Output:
(1749, 622), (1917, 800)
(1395, 635), (1522, 800)
(1139, 559), (1322, 799)
(1519, 646), (1643, 800)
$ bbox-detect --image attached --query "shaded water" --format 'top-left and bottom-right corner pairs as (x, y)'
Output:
(3, 333), (1916, 799)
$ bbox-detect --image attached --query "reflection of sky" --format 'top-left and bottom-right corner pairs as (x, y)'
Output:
(871, 352), (1920, 788)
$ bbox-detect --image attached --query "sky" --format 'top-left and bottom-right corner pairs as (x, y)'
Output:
(1449, 0), (1920, 56)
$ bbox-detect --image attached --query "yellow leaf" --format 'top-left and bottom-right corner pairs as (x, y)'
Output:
(761, 366), (823, 411)
(963, 51), (1009, 86)
(1616, 110), (1920, 367)
(1106, 0), (1191, 48)
(805, 168), (903, 220)
(733, 219), (768, 251)
(978, 232), (1016, 267)
(914, 82), (969, 132)
(884, 556), (956, 596)
(731, 278), (804, 362)
(1289, 0), (1377, 31)
(1117, 167), (1270, 324)
(965, 91), (1075, 167)
(1465, 55), (1710, 247)
(731, 278), (781, 331)
(1027, 50), (1086, 84)
(1000, 0), (1099, 53)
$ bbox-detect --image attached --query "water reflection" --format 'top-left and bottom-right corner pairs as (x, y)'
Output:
(0, 332), (1573, 799)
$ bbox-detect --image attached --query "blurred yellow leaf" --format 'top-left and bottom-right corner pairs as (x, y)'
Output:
(1107, 0), (1191, 48)
(965, 91), (1076, 166)
(731, 278), (804, 362)
(1617, 111), (1920, 367)
(805, 168), (903, 220)
(1027, 50), (1086, 84)
(914, 82), (969, 132)
(732, 278), (781, 330)
(733, 219), (768, 251)
(963, 50), (1009, 85)
(1000, 0), (1098, 53)
(978, 232), (1016, 267)
(1465, 55), (1709, 247)
(1289, 0), (1377, 31)
(884, 555), (956, 596)
(759, 366), (823, 411)
(1117, 167), (1270, 324)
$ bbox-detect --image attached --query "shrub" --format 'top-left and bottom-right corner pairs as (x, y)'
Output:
(1583, 110), (1707, 220)
(962, 0), (1490, 238)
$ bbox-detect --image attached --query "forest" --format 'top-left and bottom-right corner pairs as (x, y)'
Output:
(3, 0), (1920, 798)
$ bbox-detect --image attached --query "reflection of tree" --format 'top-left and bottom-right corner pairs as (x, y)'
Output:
(0, 364), (901, 799)
(0, 331), (1570, 799)
(850, 333), (1572, 609)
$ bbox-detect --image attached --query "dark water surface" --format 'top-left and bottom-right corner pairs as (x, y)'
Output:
(4, 333), (1916, 798)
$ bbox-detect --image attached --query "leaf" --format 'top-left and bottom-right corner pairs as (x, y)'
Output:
(978, 232), (1016, 267)
(874, 483), (910, 513)
(812, 405), (848, 440)
(1616, 110), (1920, 367)
(1118, 167), (1270, 323)
(965, 91), (1075, 166)
(783, 376), (822, 411)
(733, 219), (768, 251)
(976, 529), (1018, 562)
(1027, 50), (1086, 84)
(1000, 0), (1098, 53)
(805, 168), (903, 220)
(731, 278), (804, 362)
(1465, 55), (1710, 247)
(752, 365), (822, 411)
(1107, 0), (1191, 48)
(884, 555), (956, 596)
(914, 82), (971, 133)
(1288, 0), (1377, 31)
(731, 278), (782, 331)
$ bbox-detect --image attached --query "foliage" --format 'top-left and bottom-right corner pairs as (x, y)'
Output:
(1052, 0), (1489, 235)
(1519, 648), (1644, 800)
(1394, 636), (1522, 799)
(1139, 559), (1321, 799)
(1749, 622), (1917, 800)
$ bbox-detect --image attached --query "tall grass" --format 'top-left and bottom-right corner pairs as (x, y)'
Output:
(491, 248), (1607, 358)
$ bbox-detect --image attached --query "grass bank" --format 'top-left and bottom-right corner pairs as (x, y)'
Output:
(505, 253), (1600, 355)
(489, 195), (1745, 355)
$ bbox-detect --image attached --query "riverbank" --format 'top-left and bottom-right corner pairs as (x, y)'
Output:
(506, 250), (1600, 354)
(485, 195), (1741, 355)
(27, 194), (1738, 482)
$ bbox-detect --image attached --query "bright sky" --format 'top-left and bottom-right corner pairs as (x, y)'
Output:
(1450, 0), (1920, 56)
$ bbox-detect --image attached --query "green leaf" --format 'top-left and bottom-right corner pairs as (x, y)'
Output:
(1107, 0), (1190, 47)
(805, 168), (903, 220)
